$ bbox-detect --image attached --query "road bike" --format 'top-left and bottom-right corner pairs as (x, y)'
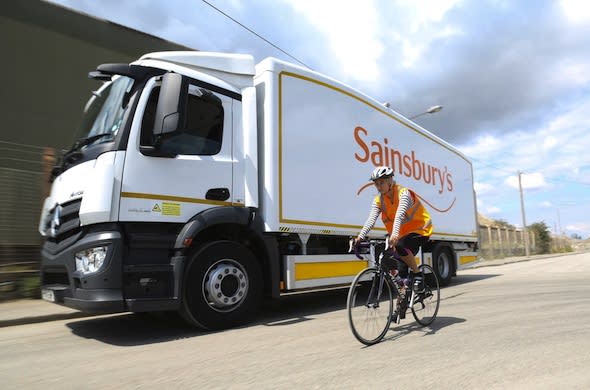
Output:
(347, 239), (440, 345)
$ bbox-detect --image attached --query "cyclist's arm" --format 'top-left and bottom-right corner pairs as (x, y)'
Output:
(391, 188), (414, 237)
(357, 199), (381, 240)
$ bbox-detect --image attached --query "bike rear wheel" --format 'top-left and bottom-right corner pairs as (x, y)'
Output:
(347, 267), (393, 345)
(411, 264), (440, 326)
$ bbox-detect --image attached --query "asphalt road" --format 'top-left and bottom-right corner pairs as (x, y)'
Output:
(2, 253), (589, 389)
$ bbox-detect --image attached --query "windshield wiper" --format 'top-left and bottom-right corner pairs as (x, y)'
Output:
(50, 132), (115, 181)
(74, 132), (115, 150)
(64, 132), (114, 159)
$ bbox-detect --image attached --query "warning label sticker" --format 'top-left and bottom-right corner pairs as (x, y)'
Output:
(152, 204), (161, 212)
(162, 202), (181, 216)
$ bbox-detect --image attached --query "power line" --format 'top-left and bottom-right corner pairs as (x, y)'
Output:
(200, 0), (312, 69)
(469, 157), (515, 175)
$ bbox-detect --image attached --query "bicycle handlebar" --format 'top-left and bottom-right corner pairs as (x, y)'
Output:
(348, 238), (394, 260)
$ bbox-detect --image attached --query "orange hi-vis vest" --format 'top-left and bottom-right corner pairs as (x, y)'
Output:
(375, 184), (433, 237)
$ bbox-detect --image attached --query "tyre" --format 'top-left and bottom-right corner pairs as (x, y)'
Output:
(433, 245), (453, 286)
(347, 267), (393, 345)
(411, 264), (440, 326)
(180, 241), (262, 330)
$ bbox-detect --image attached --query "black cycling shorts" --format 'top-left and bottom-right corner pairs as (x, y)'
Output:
(394, 233), (430, 256)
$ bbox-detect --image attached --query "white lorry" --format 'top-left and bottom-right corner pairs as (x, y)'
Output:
(39, 51), (478, 329)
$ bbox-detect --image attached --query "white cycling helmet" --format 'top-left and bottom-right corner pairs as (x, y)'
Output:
(370, 166), (394, 181)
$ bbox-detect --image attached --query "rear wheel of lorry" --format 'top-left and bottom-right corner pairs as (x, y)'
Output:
(180, 241), (262, 330)
(433, 246), (453, 287)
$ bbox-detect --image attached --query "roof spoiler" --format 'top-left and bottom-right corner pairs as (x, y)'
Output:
(88, 64), (165, 81)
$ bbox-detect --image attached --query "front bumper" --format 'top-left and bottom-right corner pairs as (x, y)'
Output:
(41, 228), (125, 313)
(41, 225), (184, 314)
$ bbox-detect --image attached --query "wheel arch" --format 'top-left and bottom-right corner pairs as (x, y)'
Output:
(175, 207), (279, 298)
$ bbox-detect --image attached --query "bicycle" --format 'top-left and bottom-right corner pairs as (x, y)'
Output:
(346, 239), (441, 345)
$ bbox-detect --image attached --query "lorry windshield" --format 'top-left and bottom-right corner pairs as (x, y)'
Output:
(74, 75), (134, 145)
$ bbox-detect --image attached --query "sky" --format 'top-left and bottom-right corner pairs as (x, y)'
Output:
(49, 0), (590, 238)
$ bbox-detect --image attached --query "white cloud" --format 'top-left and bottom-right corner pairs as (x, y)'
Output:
(457, 134), (503, 158)
(485, 206), (501, 214)
(543, 136), (557, 150)
(474, 182), (494, 195)
(539, 201), (553, 208)
(463, 96), (590, 196)
(550, 60), (590, 89)
(560, 0), (590, 24)
(566, 222), (590, 236)
(477, 198), (501, 215)
(280, 0), (383, 82)
(505, 172), (548, 190)
(387, 0), (462, 68)
(396, 0), (462, 31)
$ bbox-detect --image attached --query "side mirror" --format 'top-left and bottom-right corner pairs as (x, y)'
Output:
(139, 145), (177, 158)
(153, 72), (188, 137)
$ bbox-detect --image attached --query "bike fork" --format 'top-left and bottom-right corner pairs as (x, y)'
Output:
(366, 271), (386, 307)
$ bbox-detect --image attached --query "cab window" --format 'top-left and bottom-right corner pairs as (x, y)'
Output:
(140, 84), (224, 155)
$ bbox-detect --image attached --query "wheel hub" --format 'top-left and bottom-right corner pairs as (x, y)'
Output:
(203, 260), (248, 311)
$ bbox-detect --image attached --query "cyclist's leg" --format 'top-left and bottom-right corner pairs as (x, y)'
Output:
(395, 234), (429, 291)
(394, 233), (423, 272)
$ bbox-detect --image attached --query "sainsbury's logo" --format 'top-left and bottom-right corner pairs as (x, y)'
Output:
(353, 126), (457, 213)
(354, 126), (454, 194)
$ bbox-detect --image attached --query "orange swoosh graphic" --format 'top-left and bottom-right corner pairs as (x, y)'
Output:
(415, 194), (456, 213)
(356, 182), (456, 213)
(356, 182), (374, 196)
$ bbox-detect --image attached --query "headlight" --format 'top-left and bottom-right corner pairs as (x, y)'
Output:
(75, 246), (108, 274)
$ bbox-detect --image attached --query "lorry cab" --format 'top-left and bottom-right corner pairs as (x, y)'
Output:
(39, 52), (269, 328)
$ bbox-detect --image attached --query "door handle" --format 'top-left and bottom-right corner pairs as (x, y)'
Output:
(206, 188), (230, 201)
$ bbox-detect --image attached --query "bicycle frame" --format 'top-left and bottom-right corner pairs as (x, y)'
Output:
(354, 240), (406, 307)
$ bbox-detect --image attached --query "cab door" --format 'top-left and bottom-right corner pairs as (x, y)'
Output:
(119, 76), (237, 223)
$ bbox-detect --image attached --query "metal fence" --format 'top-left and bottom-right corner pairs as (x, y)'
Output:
(478, 224), (535, 259)
(478, 224), (572, 259)
(0, 142), (53, 265)
(0, 141), (54, 299)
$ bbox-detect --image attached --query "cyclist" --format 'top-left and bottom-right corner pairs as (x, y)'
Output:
(353, 166), (433, 297)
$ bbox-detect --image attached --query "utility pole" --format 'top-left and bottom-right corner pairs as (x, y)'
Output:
(518, 171), (530, 256)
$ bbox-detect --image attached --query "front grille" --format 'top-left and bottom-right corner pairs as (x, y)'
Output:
(44, 199), (82, 244)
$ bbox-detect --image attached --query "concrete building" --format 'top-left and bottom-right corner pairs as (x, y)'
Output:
(0, 0), (193, 264)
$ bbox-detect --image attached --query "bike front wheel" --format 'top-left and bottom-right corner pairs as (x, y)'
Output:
(347, 267), (393, 345)
(411, 264), (440, 326)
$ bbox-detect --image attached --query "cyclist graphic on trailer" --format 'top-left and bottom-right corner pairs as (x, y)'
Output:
(354, 166), (433, 291)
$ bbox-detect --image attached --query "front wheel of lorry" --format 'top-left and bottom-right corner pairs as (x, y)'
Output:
(433, 245), (453, 287)
(180, 241), (263, 330)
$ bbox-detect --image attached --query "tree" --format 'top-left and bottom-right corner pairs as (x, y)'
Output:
(529, 221), (551, 254)
(571, 233), (582, 240)
(493, 219), (515, 229)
